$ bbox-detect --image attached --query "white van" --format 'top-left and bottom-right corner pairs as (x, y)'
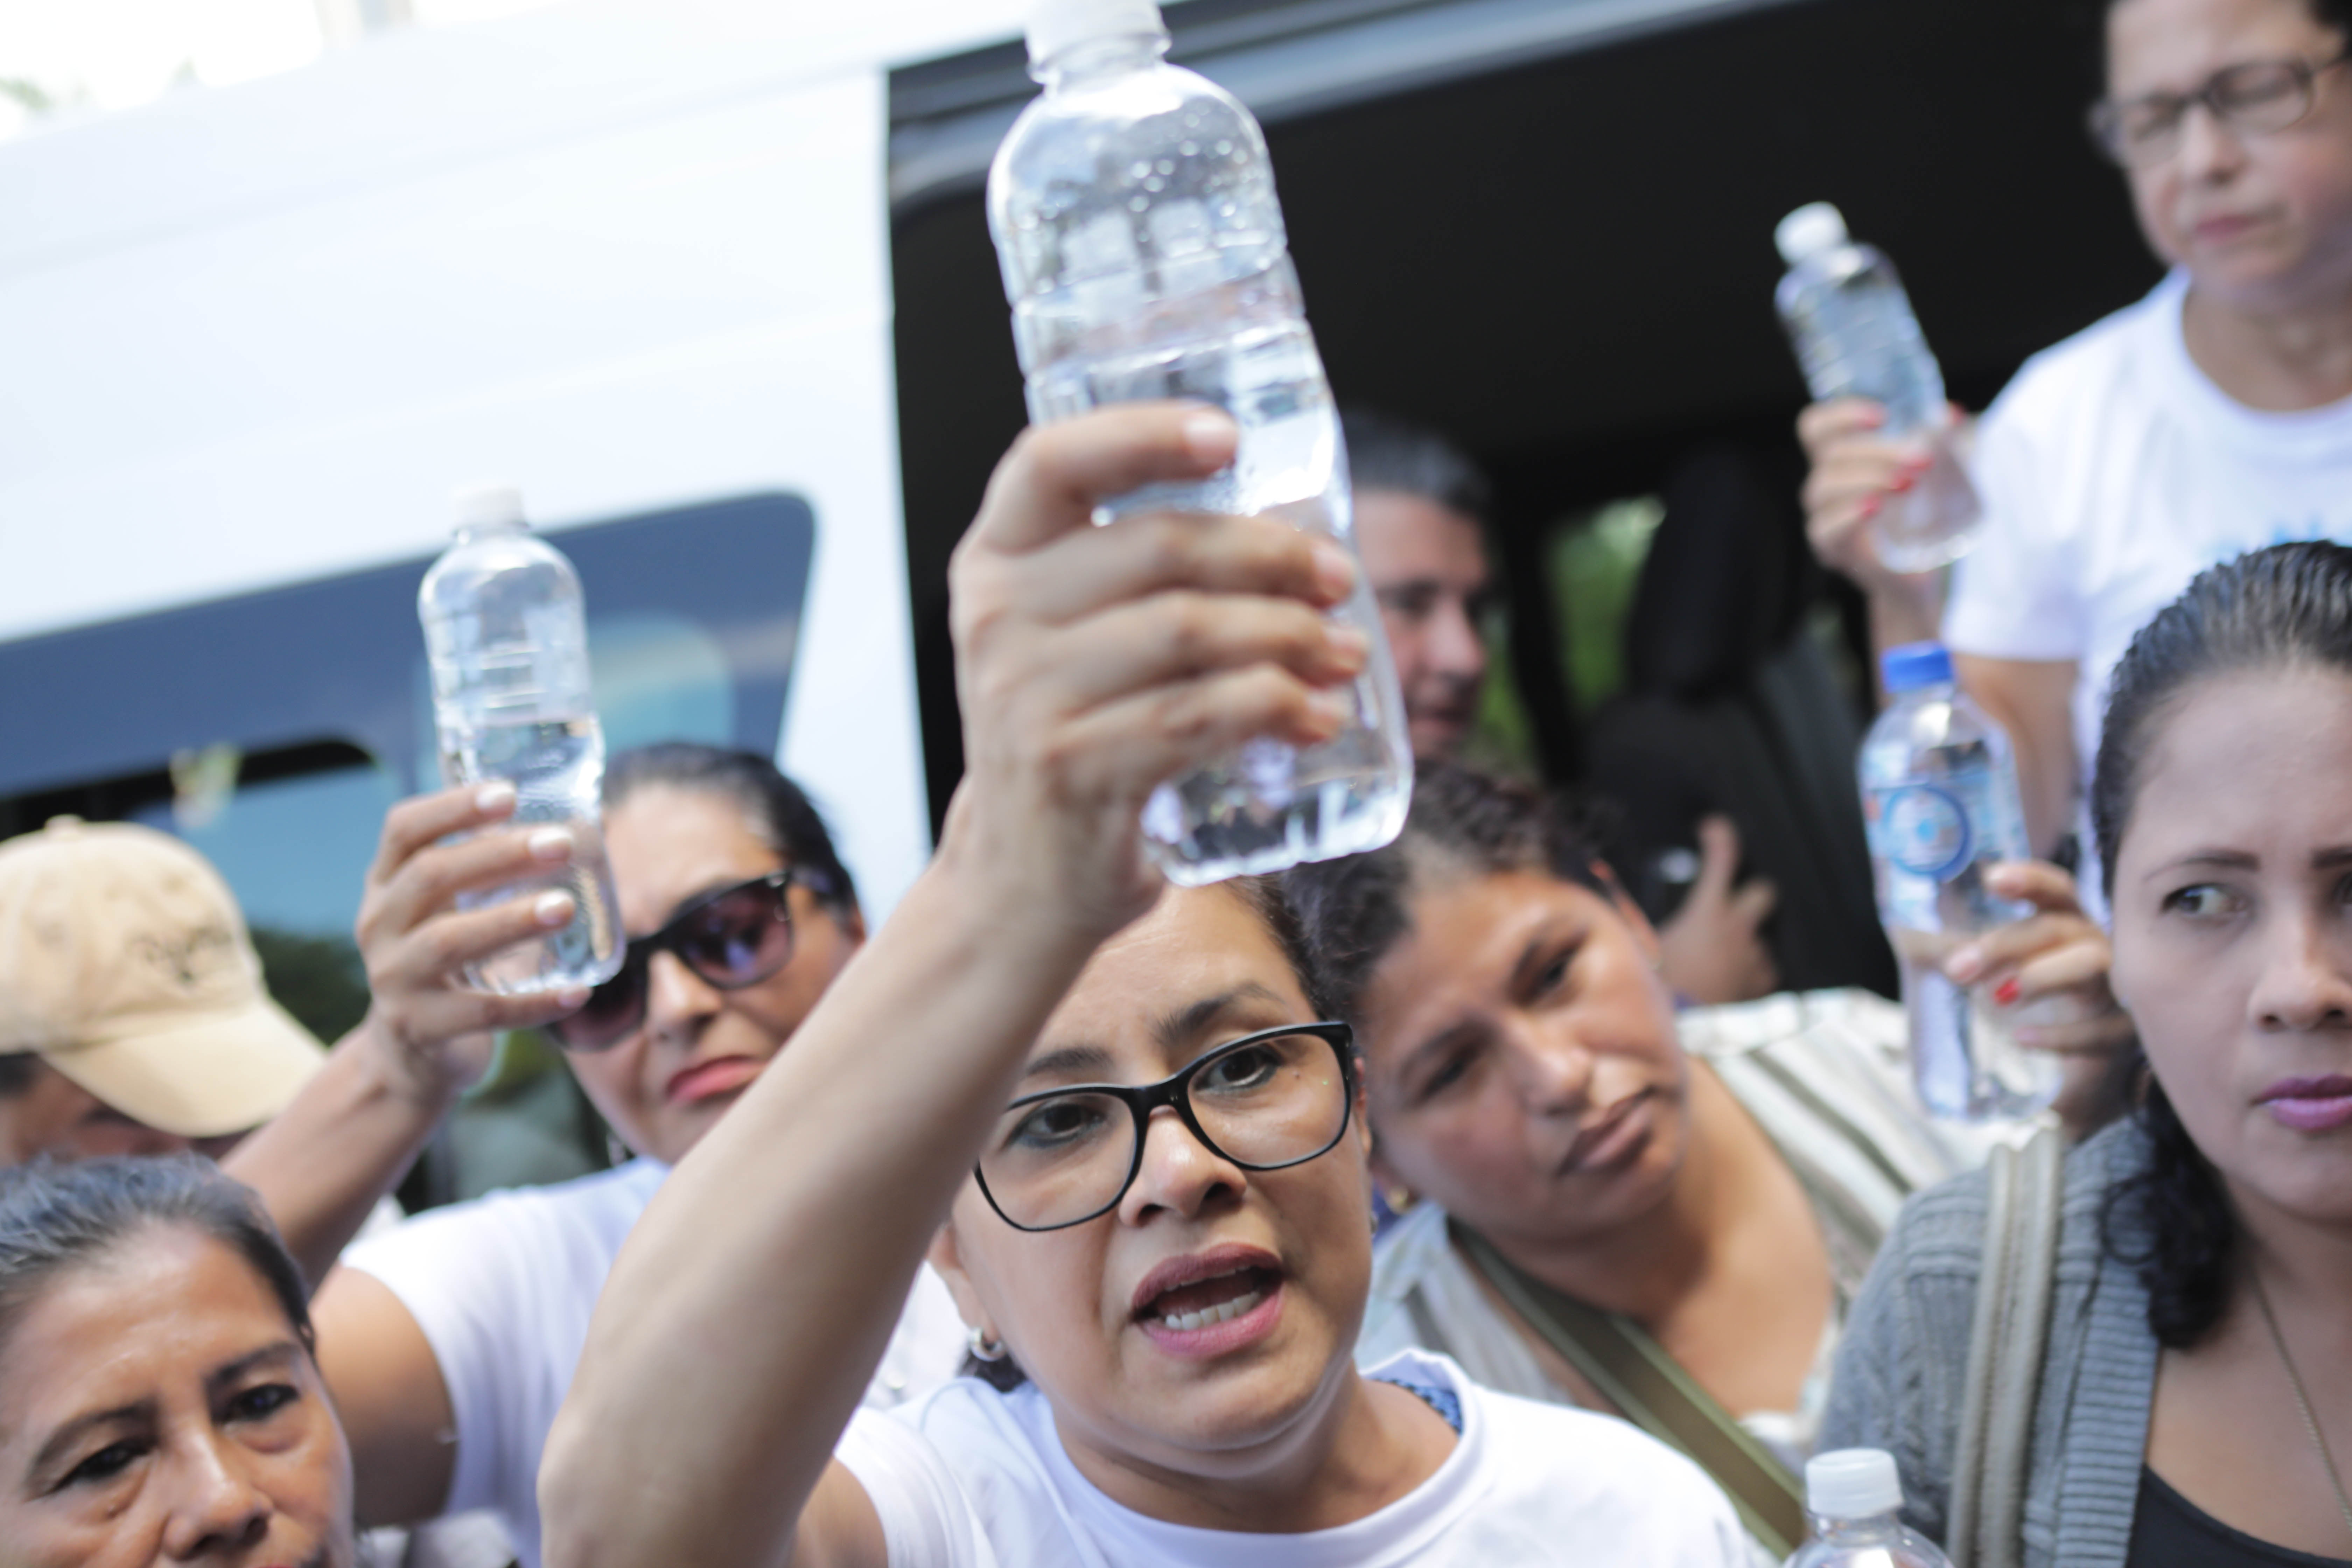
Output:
(0, 0), (1054, 941)
(0, 0), (2151, 1092)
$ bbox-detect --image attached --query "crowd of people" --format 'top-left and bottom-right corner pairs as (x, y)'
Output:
(4, 0), (2351, 1562)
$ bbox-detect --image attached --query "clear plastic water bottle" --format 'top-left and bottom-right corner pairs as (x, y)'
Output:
(986, 0), (1412, 884)
(419, 485), (624, 995)
(1784, 1449), (1954, 1568)
(1774, 202), (1982, 573)
(1858, 643), (2060, 1121)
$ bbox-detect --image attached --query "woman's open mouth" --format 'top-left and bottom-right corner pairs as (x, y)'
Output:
(1130, 1245), (1286, 1357)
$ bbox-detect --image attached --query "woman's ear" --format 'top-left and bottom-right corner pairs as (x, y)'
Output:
(926, 1220), (993, 1339)
(1592, 860), (1664, 967)
(1367, 1142), (1418, 1217)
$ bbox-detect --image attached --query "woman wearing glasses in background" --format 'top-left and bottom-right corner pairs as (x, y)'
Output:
(532, 404), (1746, 1568)
(1802, 0), (2352, 892)
(223, 742), (967, 1568)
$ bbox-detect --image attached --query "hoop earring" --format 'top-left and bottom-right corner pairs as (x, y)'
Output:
(967, 1325), (1008, 1363)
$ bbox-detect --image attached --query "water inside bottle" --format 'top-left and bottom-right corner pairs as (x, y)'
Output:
(1777, 244), (1981, 571)
(438, 715), (625, 993)
(1018, 260), (1411, 882)
(1863, 740), (2062, 1121)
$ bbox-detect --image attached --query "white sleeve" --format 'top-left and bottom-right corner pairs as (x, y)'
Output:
(833, 1410), (994, 1568)
(340, 1199), (551, 1521)
(1942, 382), (2087, 663)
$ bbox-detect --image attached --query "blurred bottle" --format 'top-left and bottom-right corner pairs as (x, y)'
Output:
(1859, 643), (2060, 1121)
(986, 0), (1411, 884)
(419, 485), (623, 995)
(1784, 1449), (1953, 1568)
(1774, 202), (1981, 573)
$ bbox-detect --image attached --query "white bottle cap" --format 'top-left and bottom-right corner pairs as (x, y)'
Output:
(1774, 201), (1850, 265)
(451, 483), (526, 531)
(1026, 0), (1167, 66)
(1806, 1448), (1904, 1519)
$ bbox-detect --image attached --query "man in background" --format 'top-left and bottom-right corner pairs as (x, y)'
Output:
(1344, 408), (1779, 1004)
(0, 815), (324, 1164)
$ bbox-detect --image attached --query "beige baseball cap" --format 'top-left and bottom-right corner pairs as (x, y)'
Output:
(0, 817), (325, 1138)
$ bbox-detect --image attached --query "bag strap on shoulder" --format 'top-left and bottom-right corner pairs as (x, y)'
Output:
(1947, 1125), (2065, 1568)
(1452, 1219), (1809, 1559)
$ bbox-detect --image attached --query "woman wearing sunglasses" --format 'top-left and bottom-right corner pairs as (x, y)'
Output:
(534, 404), (1745, 1568)
(228, 742), (967, 1568)
(1800, 0), (2352, 905)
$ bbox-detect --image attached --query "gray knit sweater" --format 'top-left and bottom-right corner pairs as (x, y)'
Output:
(1818, 1120), (2161, 1568)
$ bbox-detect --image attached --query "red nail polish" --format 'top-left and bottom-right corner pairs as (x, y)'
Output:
(1994, 977), (2022, 1006)
(1858, 497), (1881, 520)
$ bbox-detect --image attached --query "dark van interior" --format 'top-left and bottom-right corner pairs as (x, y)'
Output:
(888, 0), (2157, 997)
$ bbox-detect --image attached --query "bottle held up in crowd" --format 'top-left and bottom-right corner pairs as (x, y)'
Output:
(1859, 643), (2061, 1122)
(1774, 202), (1981, 573)
(1784, 1449), (1953, 1568)
(986, 0), (1412, 884)
(419, 484), (624, 994)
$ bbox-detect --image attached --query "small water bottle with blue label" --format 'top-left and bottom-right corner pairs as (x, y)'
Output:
(1858, 643), (2060, 1121)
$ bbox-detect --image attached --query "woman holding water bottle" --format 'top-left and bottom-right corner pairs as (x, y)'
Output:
(224, 743), (971, 1568)
(533, 403), (1748, 1568)
(1285, 763), (2118, 1562)
(1825, 541), (2352, 1567)
(1800, 0), (2352, 882)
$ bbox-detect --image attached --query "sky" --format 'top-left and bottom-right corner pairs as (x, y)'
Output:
(0, 0), (561, 141)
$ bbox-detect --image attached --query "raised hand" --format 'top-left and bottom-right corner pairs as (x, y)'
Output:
(1655, 814), (1780, 1006)
(353, 781), (591, 1105)
(941, 403), (1366, 943)
(1942, 859), (2136, 1135)
(1796, 398), (1972, 646)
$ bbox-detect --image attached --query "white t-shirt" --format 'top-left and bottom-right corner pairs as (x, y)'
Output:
(342, 1159), (969, 1568)
(1945, 268), (2352, 876)
(833, 1349), (1748, 1567)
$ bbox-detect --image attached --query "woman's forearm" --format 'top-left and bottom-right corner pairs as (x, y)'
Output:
(223, 1021), (458, 1288)
(1865, 577), (1946, 705)
(538, 857), (1104, 1568)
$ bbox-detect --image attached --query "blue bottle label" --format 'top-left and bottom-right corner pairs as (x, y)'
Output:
(1865, 761), (2031, 934)
(1879, 783), (1973, 880)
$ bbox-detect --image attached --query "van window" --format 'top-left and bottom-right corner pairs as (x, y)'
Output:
(2, 490), (814, 1017)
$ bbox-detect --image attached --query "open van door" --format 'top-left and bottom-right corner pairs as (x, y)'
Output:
(889, 0), (2158, 992)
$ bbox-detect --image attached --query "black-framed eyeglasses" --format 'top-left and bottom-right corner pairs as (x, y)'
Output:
(974, 1022), (1357, 1232)
(2090, 50), (2349, 167)
(546, 866), (835, 1052)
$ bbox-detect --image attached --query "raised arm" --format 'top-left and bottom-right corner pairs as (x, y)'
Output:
(225, 782), (587, 1285)
(536, 404), (1365, 1568)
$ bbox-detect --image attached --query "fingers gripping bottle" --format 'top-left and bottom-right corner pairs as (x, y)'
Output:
(987, 0), (1413, 884)
(1858, 643), (2061, 1122)
(419, 485), (624, 994)
(1784, 1449), (1954, 1568)
(1774, 202), (1982, 572)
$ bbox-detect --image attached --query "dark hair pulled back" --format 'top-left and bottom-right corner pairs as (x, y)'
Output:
(1339, 408), (1494, 529)
(606, 744), (858, 916)
(1284, 763), (1611, 1027)
(2094, 541), (2352, 1348)
(0, 1155), (313, 1355)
